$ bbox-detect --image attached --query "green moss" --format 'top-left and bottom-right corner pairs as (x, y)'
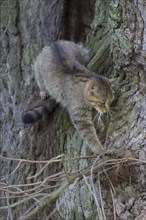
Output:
(36, 37), (43, 50)
(87, 0), (134, 74)
(24, 46), (34, 65)
(86, 1), (108, 50)
(9, 67), (22, 102)
(108, 1), (122, 28)
(7, 47), (19, 69)
(1, 0), (18, 34)
(115, 29), (132, 55)
(87, 33), (111, 71)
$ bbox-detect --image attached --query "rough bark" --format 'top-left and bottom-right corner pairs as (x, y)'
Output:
(0, 0), (146, 220)
(58, 1), (146, 220)
(0, 0), (95, 219)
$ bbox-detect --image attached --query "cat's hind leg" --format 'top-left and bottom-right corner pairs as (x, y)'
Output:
(34, 69), (48, 100)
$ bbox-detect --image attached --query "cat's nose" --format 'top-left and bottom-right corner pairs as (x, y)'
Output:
(102, 109), (107, 113)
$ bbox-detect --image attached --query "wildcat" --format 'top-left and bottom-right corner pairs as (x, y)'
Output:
(22, 40), (116, 155)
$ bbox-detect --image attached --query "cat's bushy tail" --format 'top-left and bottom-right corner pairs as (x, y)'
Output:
(22, 100), (57, 124)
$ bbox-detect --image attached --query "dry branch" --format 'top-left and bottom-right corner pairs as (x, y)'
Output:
(0, 155), (146, 219)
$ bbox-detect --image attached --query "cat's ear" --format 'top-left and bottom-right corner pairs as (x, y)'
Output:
(85, 80), (96, 93)
(109, 78), (118, 86)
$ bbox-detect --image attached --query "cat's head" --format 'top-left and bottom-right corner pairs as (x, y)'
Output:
(84, 77), (117, 113)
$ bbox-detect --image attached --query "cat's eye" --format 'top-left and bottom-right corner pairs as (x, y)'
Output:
(91, 84), (96, 91)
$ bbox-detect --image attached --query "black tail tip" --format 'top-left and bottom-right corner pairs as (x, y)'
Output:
(22, 113), (37, 124)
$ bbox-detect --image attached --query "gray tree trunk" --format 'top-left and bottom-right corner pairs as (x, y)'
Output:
(0, 0), (146, 220)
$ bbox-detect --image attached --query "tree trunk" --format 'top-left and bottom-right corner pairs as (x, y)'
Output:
(0, 0), (146, 220)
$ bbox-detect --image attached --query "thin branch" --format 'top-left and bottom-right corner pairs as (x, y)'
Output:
(104, 122), (112, 148)
(0, 156), (145, 219)
(17, 177), (77, 220)
(98, 174), (107, 220)
(0, 182), (42, 188)
(0, 193), (50, 209)
(2, 162), (22, 180)
(0, 186), (53, 199)
(83, 174), (103, 220)
(27, 154), (65, 180)
(90, 157), (103, 220)
(1, 154), (146, 166)
(18, 195), (48, 220)
(0, 154), (96, 164)
(44, 200), (62, 220)
(5, 190), (13, 220)
(110, 186), (117, 220)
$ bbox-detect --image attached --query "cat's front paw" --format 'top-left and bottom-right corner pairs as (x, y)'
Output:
(96, 147), (106, 157)
(89, 143), (105, 156)
(40, 91), (48, 100)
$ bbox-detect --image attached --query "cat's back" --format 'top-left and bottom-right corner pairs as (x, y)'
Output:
(34, 45), (55, 74)
(34, 40), (90, 74)
(54, 40), (90, 65)
(33, 40), (91, 104)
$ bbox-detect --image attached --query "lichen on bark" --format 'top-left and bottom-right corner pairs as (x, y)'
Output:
(57, 1), (146, 220)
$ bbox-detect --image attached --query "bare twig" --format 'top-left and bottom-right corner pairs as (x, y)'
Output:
(17, 177), (78, 220)
(104, 171), (116, 194)
(110, 186), (116, 220)
(0, 154), (96, 164)
(17, 195), (48, 220)
(5, 189), (13, 220)
(2, 162), (22, 180)
(1, 154), (146, 166)
(104, 122), (112, 148)
(83, 174), (103, 220)
(44, 200), (62, 220)
(27, 154), (65, 180)
(98, 174), (107, 220)
(90, 157), (103, 219)
(0, 193), (50, 209)
(0, 182), (42, 188)
(0, 156), (145, 219)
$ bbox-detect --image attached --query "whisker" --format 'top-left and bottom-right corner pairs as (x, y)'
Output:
(109, 109), (115, 114)
(98, 112), (104, 123)
(107, 111), (112, 119)
(93, 112), (104, 122)
(93, 112), (99, 122)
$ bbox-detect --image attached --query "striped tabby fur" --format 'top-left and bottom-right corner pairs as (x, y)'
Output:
(24, 40), (116, 154)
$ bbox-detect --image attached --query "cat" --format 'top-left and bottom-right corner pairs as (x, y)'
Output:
(22, 40), (117, 155)
(22, 99), (57, 124)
